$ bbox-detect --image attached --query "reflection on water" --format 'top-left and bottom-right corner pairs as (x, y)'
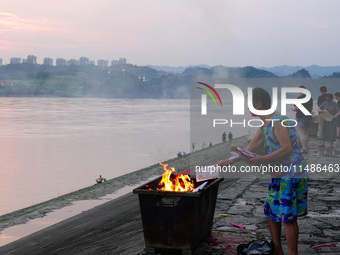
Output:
(0, 181), (150, 247)
(0, 98), (190, 215)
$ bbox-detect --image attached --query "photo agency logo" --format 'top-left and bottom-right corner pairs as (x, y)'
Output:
(196, 82), (223, 114)
(195, 81), (312, 128)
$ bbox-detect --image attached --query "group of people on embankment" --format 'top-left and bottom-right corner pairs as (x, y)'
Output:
(315, 86), (340, 149)
(293, 86), (340, 154)
(293, 85), (340, 153)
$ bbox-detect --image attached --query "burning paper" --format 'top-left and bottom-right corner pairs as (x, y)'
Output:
(158, 162), (194, 192)
(192, 181), (208, 192)
(196, 165), (220, 182)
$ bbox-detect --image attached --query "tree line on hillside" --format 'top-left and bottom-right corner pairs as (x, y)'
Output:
(0, 64), (338, 98)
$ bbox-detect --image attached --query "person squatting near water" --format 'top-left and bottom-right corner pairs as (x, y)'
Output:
(95, 175), (106, 184)
(216, 87), (308, 255)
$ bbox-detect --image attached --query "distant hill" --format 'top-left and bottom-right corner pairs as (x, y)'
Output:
(286, 69), (311, 78)
(0, 63), (337, 98)
(149, 64), (340, 77)
(182, 65), (278, 78)
(146, 64), (211, 73)
(260, 65), (340, 77)
(324, 71), (340, 78)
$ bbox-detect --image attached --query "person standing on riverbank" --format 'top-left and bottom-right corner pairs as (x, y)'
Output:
(317, 86), (327, 139)
(318, 93), (340, 149)
(335, 92), (340, 137)
(228, 131), (233, 143)
(222, 132), (227, 143)
(293, 85), (313, 154)
(217, 87), (307, 255)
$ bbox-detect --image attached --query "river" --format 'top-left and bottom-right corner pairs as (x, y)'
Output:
(0, 98), (193, 216)
(0, 96), (262, 216)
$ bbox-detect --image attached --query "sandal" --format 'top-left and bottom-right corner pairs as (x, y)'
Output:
(301, 149), (308, 154)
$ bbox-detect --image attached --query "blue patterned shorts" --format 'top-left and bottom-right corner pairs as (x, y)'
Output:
(264, 178), (308, 223)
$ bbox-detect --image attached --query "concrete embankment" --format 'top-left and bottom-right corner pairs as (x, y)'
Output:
(1, 136), (339, 255)
(0, 136), (248, 254)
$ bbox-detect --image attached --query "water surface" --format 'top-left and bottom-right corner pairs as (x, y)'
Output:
(0, 98), (190, 215)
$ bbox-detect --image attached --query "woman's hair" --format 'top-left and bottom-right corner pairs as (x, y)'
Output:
(335, 92), (340, 97)
(252, 87), (272, 110)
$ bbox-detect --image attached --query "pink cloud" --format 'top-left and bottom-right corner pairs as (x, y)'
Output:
(0, 39), (34, 51)
(0, 40), (12, 50)
(0, 12), (67, 33)
(308, 21), (329, 28)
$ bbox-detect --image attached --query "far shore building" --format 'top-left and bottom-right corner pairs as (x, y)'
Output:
(56, 58), (67, 66)
(68, 59), (78, 65)
(111, 58), (127, 66)
(10, 57), (21, 64)
(111, 60), (119, 66)
(0, 58), (2, 66)
(27, 55), (37, 64)
(118, 58), (127, 65)
(98, 59), (108, 68)
(43, 58), (53, 66)
(5, 56), (128, 67)
(79, 57), (90, 65)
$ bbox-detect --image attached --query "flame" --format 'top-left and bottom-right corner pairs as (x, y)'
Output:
(158, 162), (194, 192)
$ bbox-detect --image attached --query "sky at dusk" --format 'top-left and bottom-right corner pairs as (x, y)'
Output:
(1, 0), (340, 67)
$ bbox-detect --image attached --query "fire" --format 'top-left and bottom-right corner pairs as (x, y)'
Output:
(158, 162), (194, 192)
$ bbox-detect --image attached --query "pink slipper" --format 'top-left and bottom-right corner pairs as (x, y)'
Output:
(318, 144), (325, 148)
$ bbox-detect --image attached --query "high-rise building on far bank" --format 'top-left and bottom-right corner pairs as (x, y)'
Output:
(98, 59), (108, 68)
(68, 59), (78, 65)
(43, 58), (53, 66)
(118, 58), (127, 65)
(10, 57), (21, 64)
(79, 57), (90, 65)
(111, 60), (118, 66)
(56, 58), (67, 66)
(27, 55), (37, 64)
(4, 56), (128, 67)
